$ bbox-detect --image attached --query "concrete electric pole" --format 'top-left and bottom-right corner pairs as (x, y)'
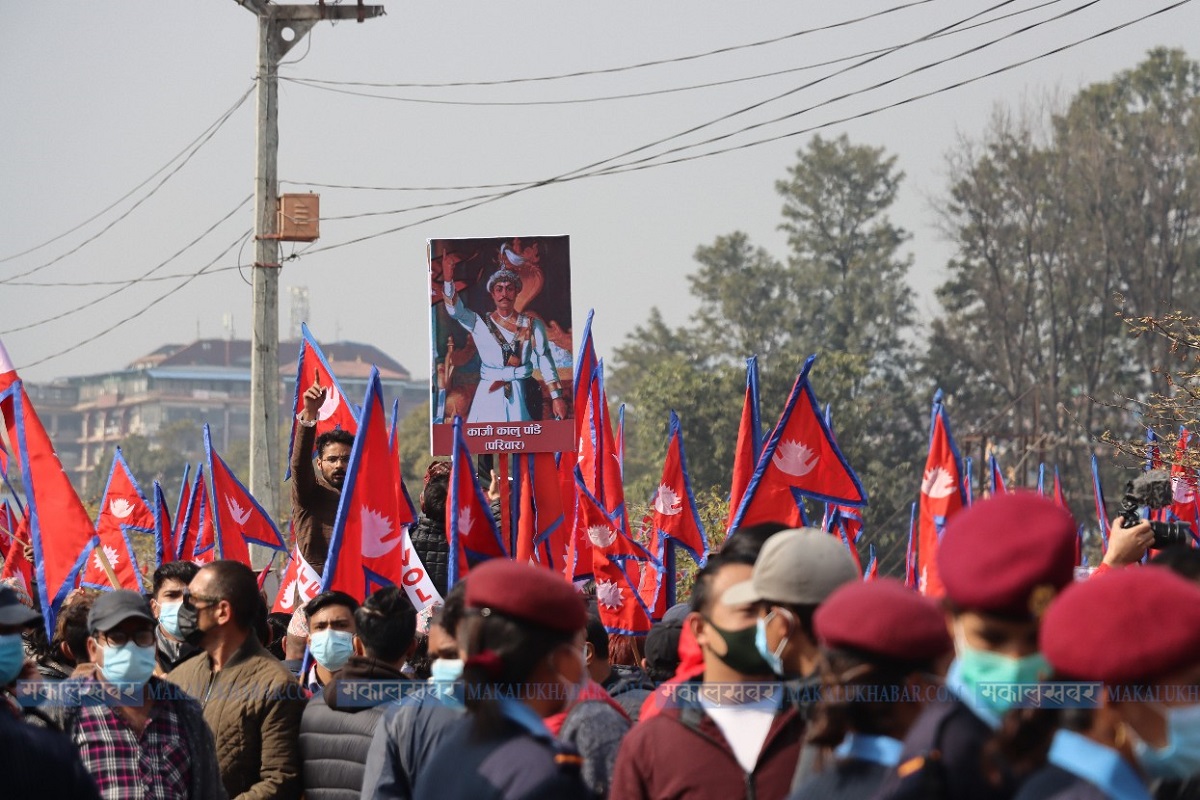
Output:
(234, 0), (383, 566)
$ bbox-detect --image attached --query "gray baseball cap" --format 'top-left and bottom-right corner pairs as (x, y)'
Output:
(723, 527), (859, 607)
(88, 590), (156, 633)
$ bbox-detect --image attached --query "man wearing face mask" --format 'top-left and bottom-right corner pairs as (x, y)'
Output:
(362, 582), (467, 800)
(300, 590), (363, 694)
(1000, 566), (1200, 799)
(167, 560), (304, 800)
(50, 590), (223, 800)
(611, 552), (808, 800)
(150, 561), (200, 673)
(301, 587), (417, 800)
(0, 585), (41, 715)
(876, 491), (1078, 800)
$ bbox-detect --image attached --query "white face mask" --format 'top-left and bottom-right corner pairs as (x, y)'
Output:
(1131, 703), (1200, 780)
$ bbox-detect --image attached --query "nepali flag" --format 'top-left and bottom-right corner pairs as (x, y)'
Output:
(729, 355), (867, 531)
(171, 463), (192, 557)
(616, 404), (626, 474)
(387, 399), (418, 528)
(1052, 466), (1068, 511)
(830, 509), (864, 573)
(0, 504), (32, 594)
(863, 544), (878, 581)
(917, 390), (965, 598)
(1168, 428), (1199, 538)
(206, 424), (287, 564)
(79, 448), (153, 592)
(446, 416), (504, 587)
(963, 457), (974, 508)
(286, 322), (360, 479)
(321, 368), (408, 601)
(578, 480), (655, 635)
(577, 361), (627, 529)
(152, 481), (171, 570)
(726, 355), (763, 532)
(1091, 454), (1110, 553)
(512, 453), (569, 570)
(646, 412), (709, 606)
(0, 372), (96, 637)
(905, 501), (918, 589)
(988, 453), (1007, 496)
(573, 310), (598, 442)
(272, 546), (322, 614)
(1147, 429), (1164, 471)
(175, 465), (215, 563)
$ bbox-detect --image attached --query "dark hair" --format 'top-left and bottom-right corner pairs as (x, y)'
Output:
(53, 595), (95, 666)
(265, 612), (291, 660)
(430, 580), (467, 638)
(1149, 547), (1200, 582)
(407, 635), (432, 680)
(721, 522), (790, 562)
(355, 586), (417, 663)
(986, 674), (1092, 783)
(152, 561), (200, 597)
(585, 615), (609, 660)
(421, 472), (449, 525)
(304, 590), (360, 623)
(643, 623), (682, 683)
(461, 610), (576, 740)
(204, 560), (265, 630)
(690, 554), (725, 615)
(316, 429), (355, 458)
(808, 646), (936, 746)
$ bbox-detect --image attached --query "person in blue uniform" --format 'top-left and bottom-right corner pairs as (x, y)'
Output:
(995, 566), (1200, 800)
(875, 492), (1079, 800)
(791, 578), (953, 800)
(414, 559), (589, 800)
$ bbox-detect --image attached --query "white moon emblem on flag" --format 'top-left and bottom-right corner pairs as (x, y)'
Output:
(277, 578), (297, 611)
(921, 467), (957, 499)
(772, 439), (819, 477)
(361, 507), (400, 558)
(596, 579), (624, 609)
(587, 525), (617, 548)
(457, 506), (475, 536)
(109, 498), (135, 519)
(653, 483), (683, 516)
(227, 497), (252, 526)
(318, 385), (341, 421)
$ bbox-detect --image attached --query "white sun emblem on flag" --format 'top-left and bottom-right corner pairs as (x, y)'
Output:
(93, 544), (121, 571)
(773, 439), (819, 477)
(227, 496), (252, 526)
(596, 579), (624, 610)
(921, 466), (957, 499)
(457, 506), (475, 536)
(1173, 476), (1195, 504)
(653, 483), (683, 516)
(109, 498), (135, 519)
(587, 524), (617, 548)
(361, 507), (400, 558)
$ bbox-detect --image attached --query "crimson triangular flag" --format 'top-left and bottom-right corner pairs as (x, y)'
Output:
(726, 355), (762, 531)
(80, 448), (153, 592)
(446, 416), (504, 587)
(918, 390), (965, 598)
(285, 323), (360, 479)
(272, 546), (322, 614)
(206, 424), (287, 564)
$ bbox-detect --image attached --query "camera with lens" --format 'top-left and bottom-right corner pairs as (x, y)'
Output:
(1119, 470), (1194, 549)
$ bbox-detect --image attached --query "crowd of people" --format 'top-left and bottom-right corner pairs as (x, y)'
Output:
(2, 411), (1200, 799)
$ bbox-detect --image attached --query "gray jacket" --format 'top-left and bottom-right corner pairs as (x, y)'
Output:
(360, 693), (463, 800)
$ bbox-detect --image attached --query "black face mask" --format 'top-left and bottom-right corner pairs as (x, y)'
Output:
(701, 616), (774, 677)
(176, 602), (205, 646)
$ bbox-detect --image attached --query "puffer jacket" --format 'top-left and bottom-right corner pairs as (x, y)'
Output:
(409, 515), (450, 598)
(167, 634), (305, 800)
(299, 656), (405, 800)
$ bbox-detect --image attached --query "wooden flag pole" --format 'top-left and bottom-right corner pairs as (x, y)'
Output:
(93, 545), (121, 590)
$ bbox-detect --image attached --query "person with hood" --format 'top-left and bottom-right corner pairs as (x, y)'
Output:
(300, 586), (417, 800)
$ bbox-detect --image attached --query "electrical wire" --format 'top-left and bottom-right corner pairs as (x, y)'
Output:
(290, 0), (939, 90)
(16, 229), (252, 371)
(0, 85), (254, 273)
(277, 0), (1070, 109)
(1, 196), (252, 334)
(292, 0), (1190, 258)
(1, 265), (246, 288)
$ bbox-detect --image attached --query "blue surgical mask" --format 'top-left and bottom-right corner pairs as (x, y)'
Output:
(0, 633), (25, 686)
(1133, 703), (1200, 780)
(157, 601), (183, 639)
(954, 626), (1048, 715)
(100, 642), (157, 687)
(754, 612), (788, 677)
(429, 658), (464, 707)
(310, 629), (355, 672)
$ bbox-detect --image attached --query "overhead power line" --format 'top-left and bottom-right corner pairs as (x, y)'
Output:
(0, 84), (254, 281)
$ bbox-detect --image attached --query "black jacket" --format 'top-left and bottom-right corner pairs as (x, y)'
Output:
(299, 656), (406, 800)
(409, 515), (450, 598)
(0, 709), (101, 800)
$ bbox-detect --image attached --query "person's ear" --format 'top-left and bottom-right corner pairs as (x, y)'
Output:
(687, 611), (708, 650)
(149, 598), (160, 618)
(640, 657), (649, 672)
(353, 636), (366, 657)
(214, 599), (233, 627)
(583, 642), (594, 666)
(86, 636), (102, 665)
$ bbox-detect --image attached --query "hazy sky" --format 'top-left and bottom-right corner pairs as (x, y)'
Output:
(3, 0), (1196, 388)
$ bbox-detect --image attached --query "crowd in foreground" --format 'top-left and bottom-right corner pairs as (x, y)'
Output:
(1, 491), (1200, 800)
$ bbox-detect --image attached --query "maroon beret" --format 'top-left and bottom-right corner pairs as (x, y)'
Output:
(815, 578), (952, 664)
(465, 559), (587, 634)
(1042, 566), (1200, 684)
(938, 491), (1077, 619)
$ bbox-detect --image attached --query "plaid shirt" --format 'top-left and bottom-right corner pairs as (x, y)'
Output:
(71, 679), (193, 800)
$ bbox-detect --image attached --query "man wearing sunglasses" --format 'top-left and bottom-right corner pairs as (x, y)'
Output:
(49, 590), (223, 800)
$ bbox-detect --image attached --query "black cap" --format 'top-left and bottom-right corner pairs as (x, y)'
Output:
(644, 621), (682, 673)
(0, 586), (41, 628)
(87, 590), (156, 633)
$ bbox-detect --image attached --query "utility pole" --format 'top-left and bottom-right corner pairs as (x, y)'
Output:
(235, 0), (383, 567)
